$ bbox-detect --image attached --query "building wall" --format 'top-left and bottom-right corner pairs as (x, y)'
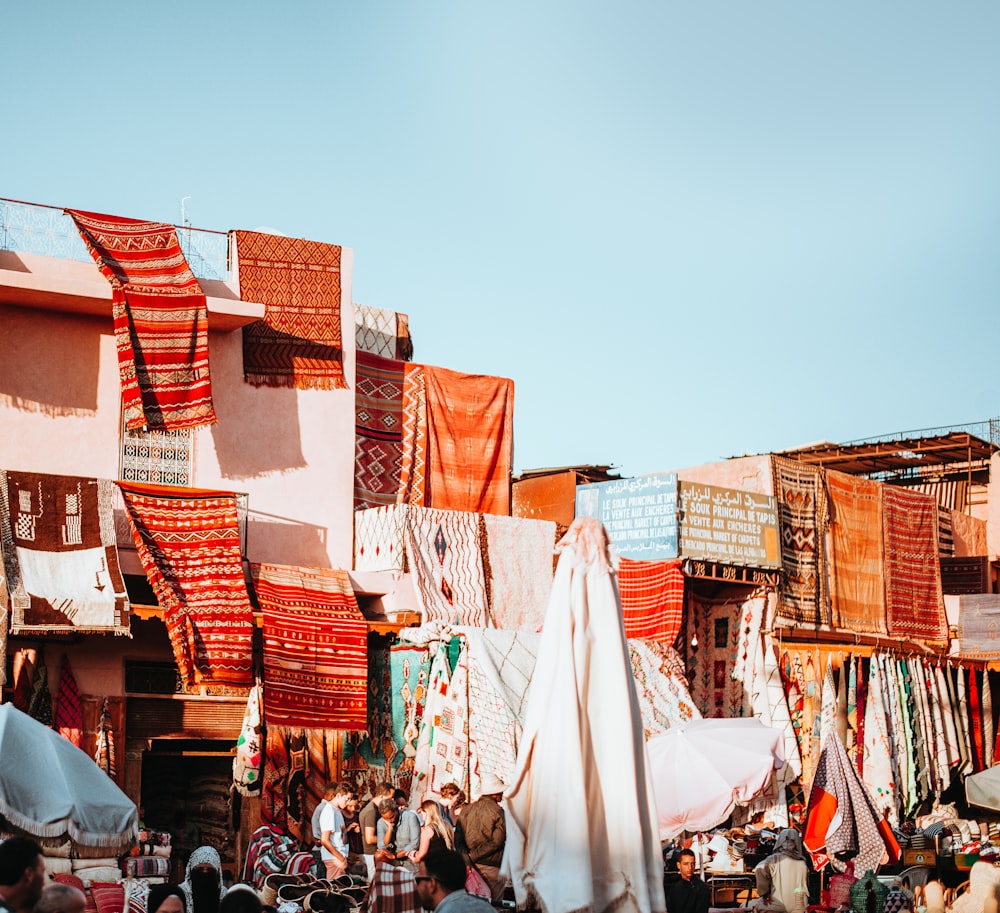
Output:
(675, 454), (773, 496)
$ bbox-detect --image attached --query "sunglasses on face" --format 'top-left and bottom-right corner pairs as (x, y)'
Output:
(414, 876), (435, 884)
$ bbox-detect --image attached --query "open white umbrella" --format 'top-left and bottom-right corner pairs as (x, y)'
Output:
(0, 703), (138, 850)
(647, 717), (785, 839)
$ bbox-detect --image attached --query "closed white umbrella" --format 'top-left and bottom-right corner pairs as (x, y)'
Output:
(647, 717), (785, 839)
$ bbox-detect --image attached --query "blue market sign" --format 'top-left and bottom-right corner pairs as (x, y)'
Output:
(575, 472), (678, 560)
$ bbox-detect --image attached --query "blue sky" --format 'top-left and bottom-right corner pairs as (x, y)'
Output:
(6, 2), (999, 477)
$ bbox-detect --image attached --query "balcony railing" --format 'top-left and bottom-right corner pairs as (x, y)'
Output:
(0, 197), (231, 281)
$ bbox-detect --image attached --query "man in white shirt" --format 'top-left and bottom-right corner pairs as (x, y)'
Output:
(320, 783), (354, 879)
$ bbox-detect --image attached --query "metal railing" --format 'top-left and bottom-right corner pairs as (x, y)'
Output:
(841, 418), (1000, 448)
(0, 197), (231, 281)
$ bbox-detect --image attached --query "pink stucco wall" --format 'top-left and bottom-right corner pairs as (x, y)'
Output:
(675, 454), (774, 495)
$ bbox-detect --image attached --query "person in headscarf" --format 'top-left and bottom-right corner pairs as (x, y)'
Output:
(753, 829), (810, 913)
(181, 847), (224, 913)
(950, 861), (1000, 913)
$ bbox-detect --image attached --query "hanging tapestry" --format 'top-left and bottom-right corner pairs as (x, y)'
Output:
(952, 510), (987, 557)
(397, 363), (428, 506)
(684, 592), (748, 719)
(55, 655), (83, 748)
(480, 514), (555, 632)
(354, 351), (406, 509)
(27, 664), (52, 725)
(233, 682), (263, 796)
(0, 471), (130, 635)
(117, 482), (253, 685)
(771, 456), (830, 626)
(825, 470), (887, 634)
(617, 557), (685, 645)
(628, 638), (700, 739)
(235, 230), (347, 390)
(261, 726), (291, 830)
(937, 506), (955, 557)
(404, 507), (488, 626)
(67, 209), (216, 430)
(253, 563), (367, 730)
(354, 504), (409, 572)
(956, 596), (1000, 659)
(881, 486), (947, 643)
(423, 365), (514, 515)
(355, 304), (413, 361)
(95, 697), (117, 780)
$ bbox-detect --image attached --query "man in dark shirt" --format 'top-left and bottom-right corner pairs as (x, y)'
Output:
(455, 773), (507, 902)
(0, 837), (46, 913)
(666, 849), (709, 913)
(359, 782), (394, 879)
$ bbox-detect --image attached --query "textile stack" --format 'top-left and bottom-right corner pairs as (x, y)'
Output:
(121, 829), (172, 882)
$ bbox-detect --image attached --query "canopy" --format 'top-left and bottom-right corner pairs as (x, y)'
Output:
(966, 765), (1000, 812)
(647, 717), (786, 839)
(503, 517), (665, 913)
(0, 703), (138, 850)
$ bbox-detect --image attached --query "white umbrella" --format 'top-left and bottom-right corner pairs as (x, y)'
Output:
(647, 717), (785, 839)
(0, 704), (138, 850)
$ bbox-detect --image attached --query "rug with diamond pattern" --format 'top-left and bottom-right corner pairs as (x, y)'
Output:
(355, 350), (405, 508)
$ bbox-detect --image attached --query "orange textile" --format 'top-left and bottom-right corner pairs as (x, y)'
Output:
(397, 363), (428, 506)
(617, 558), (685, 645)
(423, 365), (514, 515)
(825, 471), (887, 634)
(235, 230), (347, 390)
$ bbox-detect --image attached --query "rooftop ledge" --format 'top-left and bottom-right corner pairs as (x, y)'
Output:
(0, 250), (265, 331)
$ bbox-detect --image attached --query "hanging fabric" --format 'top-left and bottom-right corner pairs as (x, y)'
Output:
(94, 698), (116, 779)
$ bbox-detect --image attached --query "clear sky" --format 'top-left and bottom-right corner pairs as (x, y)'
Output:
(6, 2), (999, 477)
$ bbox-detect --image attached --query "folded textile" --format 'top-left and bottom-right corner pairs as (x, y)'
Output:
(423, 366), (514, 515)
(122, 858), (170, 878)
(253, 564), (368, 730)
(617, 557), (685, 645)
(235, 230), (347, 390)
(44, 858), (73, 874)
(118, 483), (254, 685)
(67, 209), (216, 430)
(480, 513), (555, 632)
(0, 471), (131, 635)
(354, 351), (406, 509)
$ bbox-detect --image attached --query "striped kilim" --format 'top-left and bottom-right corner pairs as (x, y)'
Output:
(235, 230), (348, 390)
(0, 470), (130, 635)
(67, 210), (216, 430)
(772, 456), (830, 626)
(397, 363), (428, 506)
(617, 557), (685, 645)
(355, 351), (405, 508)
(825, 470), (887, 634)
(424, 365), (514, 514)
(881, 485), (947, 643)
(117, 482), (253, 685)
(253, 563), (368, 729)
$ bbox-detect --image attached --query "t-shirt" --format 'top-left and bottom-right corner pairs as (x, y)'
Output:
(359, 799), (381, 855)
(376, 817), (395, 851)
(666, 876), (710, 913)
(311, 799), (328, 841)
(319, 802), (348, 860)
(395, 809), (422, 854)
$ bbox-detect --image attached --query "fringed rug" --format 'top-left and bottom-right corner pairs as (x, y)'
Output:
(825, 470), (887, 634)
(355, 304), (413, 361)
(253, 563), (367, 729)
(67, 210), (216, 430)
(479, 514), (555, 632)
(404, 507), (488, 626)
(353, 504), (409, 572)
(118, 482), (254, 685)
(881, 486), (947, 643)
(424, 365), (514, 515)
(771, 456), (830, 626)
(397, 363), (428, 506)
(617, 557), (685, 645)
(235, 230), (348, 390)
(628, 638), (700, 738)
(0, 471), (130, 634)
(354, 351), (405, 509)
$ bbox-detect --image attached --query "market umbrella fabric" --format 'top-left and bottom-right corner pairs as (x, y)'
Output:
(503, 517), (665, 913)
(647, 717), (785, 839)
(0, 703), (138, 850)
(965, 765), (1000, 812)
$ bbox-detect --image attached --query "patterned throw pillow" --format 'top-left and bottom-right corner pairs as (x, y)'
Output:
(89, 882), (125, 913)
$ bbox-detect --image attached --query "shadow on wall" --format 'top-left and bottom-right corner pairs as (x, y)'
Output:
(246, 514), (331, 568)
(0, 305), (101, 416)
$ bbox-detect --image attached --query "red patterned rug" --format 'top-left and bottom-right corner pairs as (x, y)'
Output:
(253, 563), (367, 730)
(397, 363), (428, 506)
(424, 365), (514, 514)
(235, 230), (348, 390)
(0, 470), (130, 634)
(67, 210), (216, 431)
(355, 350), (405, 508)
(117, 482), (254, 684)
(881, 485), (947, 643)
(617, 557), (685, 645)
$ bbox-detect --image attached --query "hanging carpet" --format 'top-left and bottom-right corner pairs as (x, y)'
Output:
(253, 563), (368, 730)
(423, 365), (514, 515)
(354, 351), (406, 509)
(825, 471), (886, 634)
(355, 304), (413, 361)
(233, 682), (263, 796)
(55, 656), (83, 748)
(354, 504), (409, 573)
(0, 471), (130, 635)
(117, 482), (253, 685)
(479, 513), (555, 632)
(881, 486), (947, 644)
(618, 557), (685, 645)
(235, 230), (348, 390)
(67, 209), (216, 430)
(628, 638), (701, 738)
